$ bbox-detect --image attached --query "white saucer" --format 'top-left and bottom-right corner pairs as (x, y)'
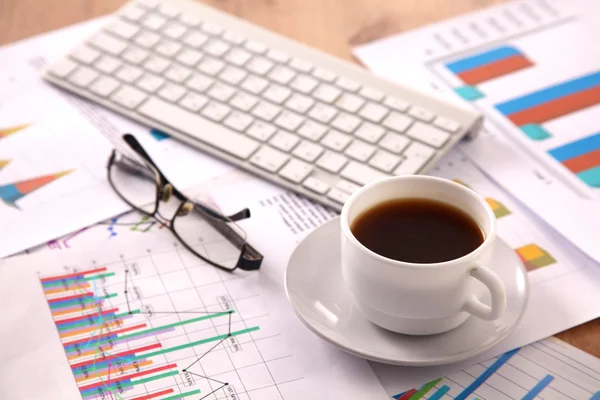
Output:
(285, 218), (529, 366)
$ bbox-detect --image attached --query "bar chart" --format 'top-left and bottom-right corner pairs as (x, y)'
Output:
(548, 132), (600, 188)
(0, 169), (73, 208)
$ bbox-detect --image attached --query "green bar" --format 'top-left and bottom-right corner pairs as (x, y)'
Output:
(42, 273), (116, 288)
(58, 310), (130, 331)
(50, 293), (117, 310)
(132, 326), (259, 361)
(410, 378), (442, 399)
(161, 389), (201, 400)
(97, 311), (233, 346)
(84, 371), (179, 394)
(85, 273), (116, 281)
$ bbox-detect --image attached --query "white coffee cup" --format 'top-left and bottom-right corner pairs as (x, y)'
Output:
(340, 175), (507, 335)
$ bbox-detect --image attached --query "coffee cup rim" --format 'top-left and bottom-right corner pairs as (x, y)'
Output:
(340, 175), (497, 268)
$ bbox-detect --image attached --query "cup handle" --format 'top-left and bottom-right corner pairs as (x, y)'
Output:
(462, 266), (507, 321)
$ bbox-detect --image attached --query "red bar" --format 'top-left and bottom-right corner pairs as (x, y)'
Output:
(563, 148), (600, 173)
(71, 343), (161, 369)
(41, 267), (107, 283)
(48, 292), (93, 304)
(131, 389), (175, 400)
(79, 363), (177, 391)
(457, 54), (533, 85)
(397, 389), (417, 400)
(63, 323), (146, 348)
(56, 308), (119, 325)
(508, 85), (600, 126)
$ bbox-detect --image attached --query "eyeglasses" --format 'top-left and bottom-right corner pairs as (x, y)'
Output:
(107, 134), (263, 272)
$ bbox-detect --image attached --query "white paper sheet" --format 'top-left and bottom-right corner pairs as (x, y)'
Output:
(353, 0), (600, 263)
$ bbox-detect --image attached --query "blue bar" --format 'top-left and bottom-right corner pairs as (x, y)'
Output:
(429, 385), (451, 400)
(590, 391), (600, 400)
(548, 132), (600, 161)
(150, 129), (169, 141)
(446, 46), (521, 74)
(455, 348), (520, 400)
(496, 71), (600, 115)
(522, 374), (554, 400)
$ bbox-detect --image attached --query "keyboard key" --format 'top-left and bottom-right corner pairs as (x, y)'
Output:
(313, 84), (341, 103)
(269, 130), (300, 152)
(312, 67), (336, 82)
(135, 0), (160, 8)
(316, 151), (348, 173)
(110, 85), (147, 109)
(250, 146), (289, 172)
(354, 123), (385, 144)
(116, 65), (144, 83)
(359, 87), (384, 101)
(241, 75), (269, 94)
(200, 101), (231, 121)
(406, 122), (450, 148)
(379, 132), (411, 154)
(297, 120), (327, 141)
(393, 142), (435, 175)
(340, 162), (388, 186)
(119, 4), (147, 21)
(67, 66), (99, 87)
(303, 176), (329, 194)
(179, 92), (208, 112)
(336, 180), (361, 194)
(359, 102), (389, 123)
(279, 159), (313, 183)
(222, 30), (245, 45)
(330, 112), (361, 133)
(251, 101), (281, 121)
(158, 83), (186, 102)
(219, 66), (247, 85)
(225, 48), (252, 66)
(138, 97), (259, 159)
(246, 121), (277, 141)
(89, 76), (120, 97)
(141, 13), (167, 30)
(197, 57), (225, 75)
(122, 46), (149, 65)
(308, 103), (337, 123)
(155, 40), (182, 57)
(289, 58), (313, 73)
(133, 30), (161, 48)
(178, 14), (202, 27)
(207, 82), (236, 102)
(165, 65), (192, 83)
(158, 3), (180, 18)
(335, 77), (360, 92)
(321, 130), (351, 152)
(384, 96), (410, 112)
(369, 150), (401, 172)
(266, 49), (289, 63)
(183, 31), (209, 48)
(107, 19), (140, 39)
(344, 140), (375, 162)
(290, 75), (318, 94)
(162, 22), (187, 39)
(203, 39), (230, 57)
(285, 93), (314, 114)
(223, 111), (254, 132)
(143, 55), (171, 74)
(89, 33), (128, 55)
(327, 188), (350, 204)
(71, 45), (100, 64)
(268, 65), (296, 84)
(382, 112), (413, 133)
(263, 84), (292, 104)
(274, 110), (304, 131)
(292, 141), (323, 162)
(408, 106), (435, 122)
(47, 57), (77, 78)
(136, 73), (165, 92)
(246, 57), (274, 75)
(186, 73), (214, 92)
(201, 22), (223, 35)
(434, 116), (461, 133)
(94, 55), (122, 74)
(244, 40), (267, 54)
(229, 92), (258, 111)
(176, 48), (203, 67)
(335, 93), (365, 113)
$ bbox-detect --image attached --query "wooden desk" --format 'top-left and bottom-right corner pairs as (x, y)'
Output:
(1, 0), (598, 357)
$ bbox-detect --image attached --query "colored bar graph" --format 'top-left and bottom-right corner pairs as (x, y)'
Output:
(394, 389), (417, 400)
(485, 197), (511, 218)
(548, 132), (600, 188)
(522, 374), (554, 400)
(454, 348), (519, 400)
(131, 388), (174, 400)
(161, 389), (202, 400)
(0, 124), (30, 140)
(495, 71), (600, 139)
(0, 169), (74, 208)
(516, 244), (557, 271)
(429, 385), (451, 400)
(410, 378), (441, 399)
(150, 129), (169, 141)
(80, 370), (179, 397)
(41, 267), (107, 283)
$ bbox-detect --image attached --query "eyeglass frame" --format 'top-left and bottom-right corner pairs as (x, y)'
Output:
(106, 133), (263, 272)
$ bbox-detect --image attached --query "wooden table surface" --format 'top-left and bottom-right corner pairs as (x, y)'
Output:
(1, 0), (598, 357)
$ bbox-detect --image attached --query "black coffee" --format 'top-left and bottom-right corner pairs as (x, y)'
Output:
(351, 198), (484, 263)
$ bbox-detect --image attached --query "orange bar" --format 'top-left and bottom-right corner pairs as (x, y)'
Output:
(60, 319), (124, 339)
(52, 304), (101, 317)
(458, 54), (533, 85)
(44, 283), (91, 295)
(508, 85), (600, 126)
(68, 345), (114, 360)
(562, 148), (600, 173)
(75, 360), (153, 383)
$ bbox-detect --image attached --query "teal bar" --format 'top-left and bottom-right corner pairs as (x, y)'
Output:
(577, 166), (600, 187)
(161, 389), (201, 399)
(521, 124), (551, 140)
(429, 385), (451, 400)
(455, 85), (484, 101)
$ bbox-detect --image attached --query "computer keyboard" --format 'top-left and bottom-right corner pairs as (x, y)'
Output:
(43, 0), (483, 211)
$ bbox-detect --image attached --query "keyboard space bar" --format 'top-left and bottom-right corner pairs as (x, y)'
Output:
(138, 97), (260, 159)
